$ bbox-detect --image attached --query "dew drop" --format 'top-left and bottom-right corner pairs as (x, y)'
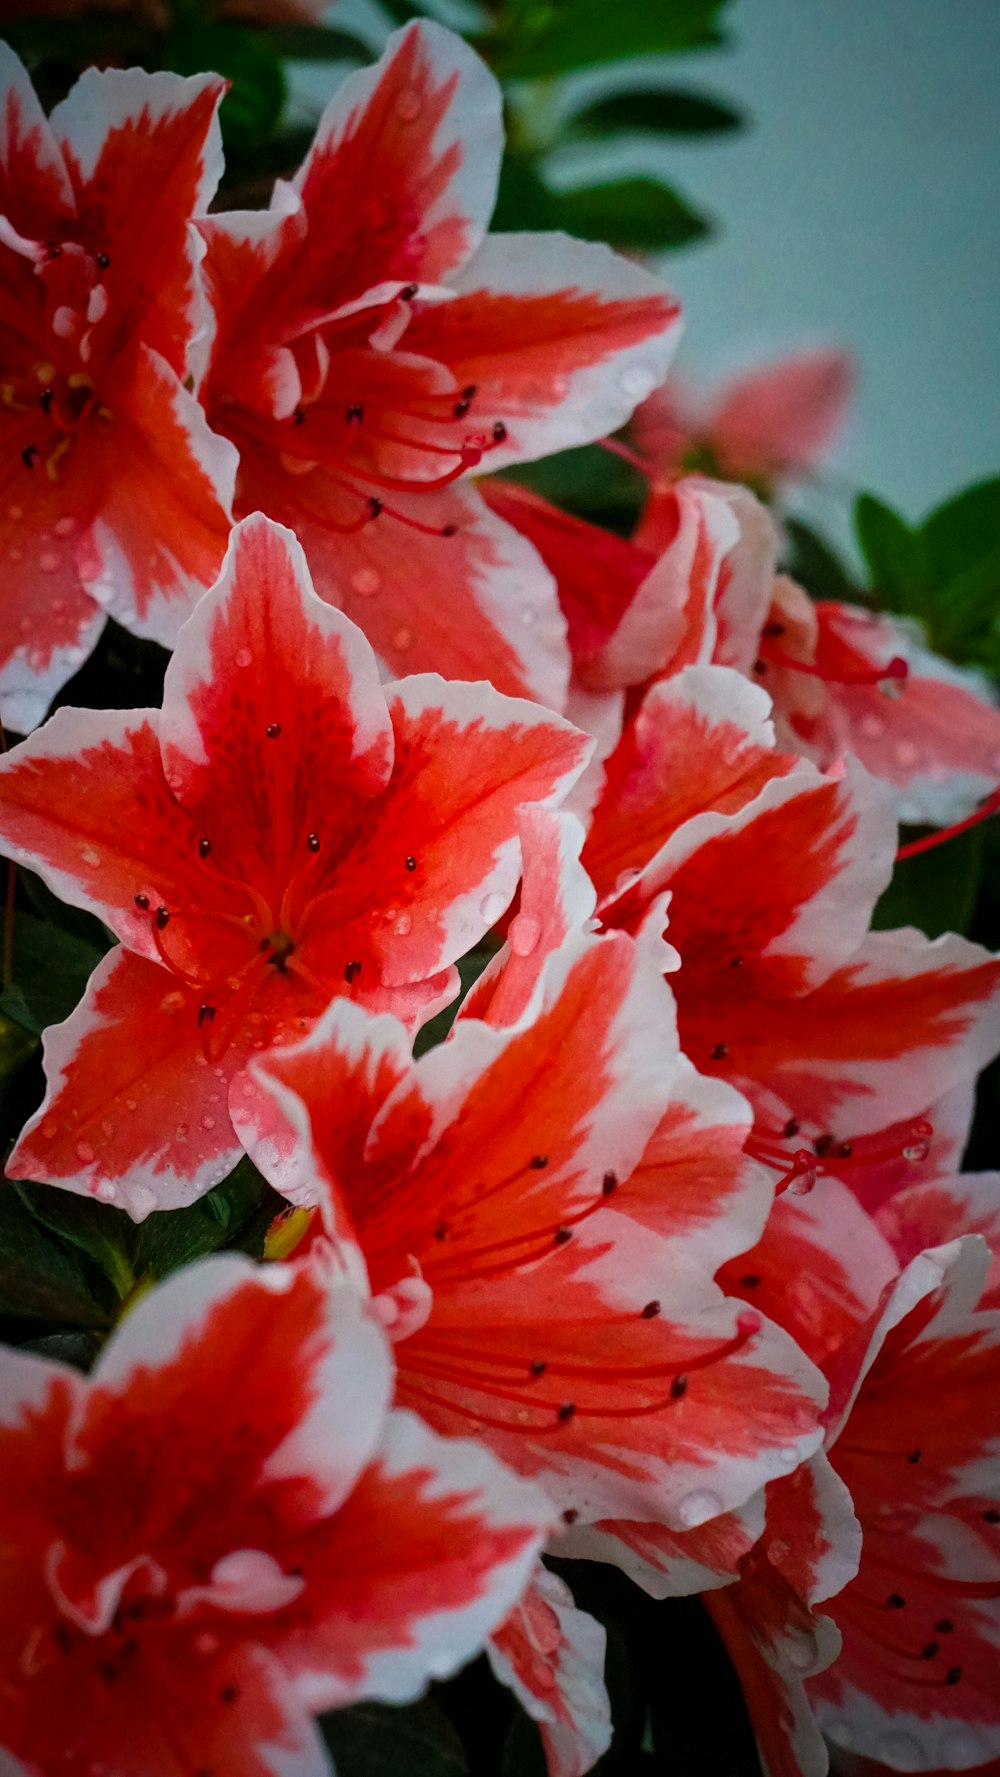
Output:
(620, 365), (656, 400)
(18, 616), (30, 633)
(41, 1120), (57, 1141)
(236, 647), (253, 668)
(613, 866), (640, 894)
(392, 625), (413, 651)
(7, 503), (22, 521)
(895, 741), (920, 768)
(125, 1098), (137, 1112)
(903, 1137), (931, 1162)
(509, 913), (542, 957)
(75, 1140), (95, 1164)
(859, 714), (885, 739)
(100, 1115), (114, 1138)
(676, 1488), (724, 1529)
(9, 547), (22, 563)
(54, 516), (76, 538)
(878, 1732), (923, 1766)
(39, 552), (59, 573)
(351, 567), (381, 597)
(479, 891), (506, 925)
(395, 911), (412, 936)
(80, 844), (100, 868)
(175, 1123), (189, 1142)
(130, 1182), (157, 1219)
(95, 1182), (116, 1202)
(201, 1115), (216, 1131)
(51, 598), (66, 614)
(520, 604), (538, 627)
(395, 86), (422, 121)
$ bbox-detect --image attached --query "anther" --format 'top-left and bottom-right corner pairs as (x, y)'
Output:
(906, 1448), (922, 1464)
(834, 1141), (853, 1158)
(344, 960), (361, 982)
(602, 1171), (618, 1195)
(935, 1619), (954, 1634)
(134, 893), (149, 910)
(307, 834), (320, 852)
(763, 621), (785, 638)
(399, 284), (418, 300)
(530, 1359), (547, 1376)
(155, 906), (169, 929)
(434, 1221), (448, 1241)
(96, 252), (111, 269)
(922, 1642), (940, 1660)
(562, 1508), (578, 1524)
(21, 444), (39, 468)
(346, 404), (363, 426)
(887, 1594), (906, 1610)
(983, 1509), (1000, 1524)
(946, 1667), (963, 1686)
(366, 498), (382, 520)
(492, 421), (508, 443)
(198, 837), (211, 858)
(813, 1134), (834, 1155)
(452, 399), (471, 418)
(671, 1375), (688, 1399)
(557, 1401), (576, 1422)
(729, 955), (744, 968)
(266, 723), (281, 739)
(640, 1300), (661, 1319)
(741, 1274), (761, 1289)
(783, 1118), (800, 1138)
(553, 1225), (572, 1245)
(441, 523), (458, 537)
(530, 1154), (549, 1169)
(405, 855), (416, 870)
(198, 1005), (215, 1027)
(220, 1683), (239, 1704)
(293, 407), (306, 425)
(462, 385), (478, 401)
(710, 1042), (729, 1060)
(39, 389), (54, 413)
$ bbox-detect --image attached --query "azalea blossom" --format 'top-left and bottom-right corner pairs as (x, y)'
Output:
(247, 849), (825, 1537)
(196, 19), (681, 708)
(584, 664), (1000, 1202)
(488, 1564), (612, 1777)
(0, 512), (587, 1216)
(0, 1250), (552, 1775)
(631, 346), (855, 494)
(0, 47), (236, 730)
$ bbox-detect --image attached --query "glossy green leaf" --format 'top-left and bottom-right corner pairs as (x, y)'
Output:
(854, 492), (920, 612)
(490, 0), (728, 78)
(553, 177), (710, 250)
(873, 825), (984, 940)
(321, 1699), (468, 1777)
(497, 442), (645, 526)
(491, 155), (557, 233)
(168, 25), (287, 147)
(1, 912), (104, 1037)
(0, 1189), (110, 1328)
(133, 1156), (276, 1280)
(14, 1182), (137, 1301)
(567, 86), (743, 139)
(265, 25), (370, 61)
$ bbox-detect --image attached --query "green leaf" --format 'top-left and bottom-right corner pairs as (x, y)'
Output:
(490, 0), (729, 78)
(498, 442), (645, 526)
(2, 912), (104, 1037)
(567, 86), (743, 139)
(0, 1188), (110, 1328)
(873, 825), (985, 940)
(920, 477), (1000, 586)
(14, 1182), (137, 1302)
(854, 493), (921, 613)
(265, 25), (370, 61)
(490, 155), (557, 233)
(781, 517), (862, 602)
(321, 1699), (468, 1777)
(167, 25), (287, 147)
(133, 1156), (274, 1281)
(552, 177), (710, 250)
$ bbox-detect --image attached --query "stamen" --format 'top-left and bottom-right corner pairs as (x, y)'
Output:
(896, 784), (1000, 862)
(759, 643), (909, 688)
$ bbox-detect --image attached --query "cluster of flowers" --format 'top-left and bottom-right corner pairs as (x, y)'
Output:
(0, 19), (999, 1777)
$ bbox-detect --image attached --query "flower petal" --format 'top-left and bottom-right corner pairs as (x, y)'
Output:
(403, 233), (681, 468)
(0, 42), (74, 235)
(7, 946), (246, 1218)
(708, 348), (855, 480)
(488, 1566), (612, 1777)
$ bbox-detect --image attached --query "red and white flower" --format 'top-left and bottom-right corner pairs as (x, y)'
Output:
(0, 1251), (551, 1775)
(0, 47), (236, 730)
(196, 20), (681, 708)
(0, 512), (587, 1216)
(488, 1565), (612, 1777)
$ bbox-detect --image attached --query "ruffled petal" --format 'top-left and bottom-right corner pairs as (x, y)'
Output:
(488, 1566), (611, 1777)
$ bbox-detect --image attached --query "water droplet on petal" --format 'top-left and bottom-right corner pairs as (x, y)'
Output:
(676, 1488), (724, 1529)
(395, 911), (412, 936)
(100, 1115), (114, 1137)
(520, 604), (538, 627)
(175, 1123), (189, 1142)
(479, 891), (506, 925)
(620, 364), (656, 400)
(895, 741), (920, 768)
(201, 1115), (216, 1131)
(51, 598), (66, 614)
(392, 625), (413, 651)
(9, 547), (22, 563)
(54, 516), (76, 538)
(395, 86), (422, 121)
(130, 1182), (157, 1218)
(39, 552), (59, 573)
(614, 867), (640, 894)
(860, 714), (885, 739)
(125, 1098), (137, 1112)
(509, 913), (542, 957)
(80, 844), (100, 868)
(351, 567), (381, 597)
(41, 1120), (57, 1140)
(235, 647), (253, 668)
(7, 504), (23, 521)
(95, 1182), (116, 1202)
(75, 1140), (95, 1164)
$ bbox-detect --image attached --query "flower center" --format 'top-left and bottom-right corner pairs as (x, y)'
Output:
(7, 360), (112, 481)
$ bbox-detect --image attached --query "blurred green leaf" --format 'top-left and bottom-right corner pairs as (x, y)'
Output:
(0, 913), (104, 1037)
(781, 517), (861, 601)
(873, 825), (984, 940)
(497, 442), (645, 527)
(0, 1189), (110, 1327)
(133, 1156), (274, 1280)
(567, 86), (743, 139)
(490, 0), (728, 77)
(553, 178), (710, 250)
(854, 492), (920, 612)
(322, 1699), (468, 1776)
(14, 1182), (136, 1301)
(168, 25), (287, 147)
(266, 25), (370, 61)
(491, 155), (557, 232)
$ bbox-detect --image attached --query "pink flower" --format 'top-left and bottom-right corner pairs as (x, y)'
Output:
(632, 346), (855, 491)
(0, 48), (236, 730)
(0, 512), (587, 1216)
(0, 1251), (551, 1775)
(197, 20), (681, 708)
